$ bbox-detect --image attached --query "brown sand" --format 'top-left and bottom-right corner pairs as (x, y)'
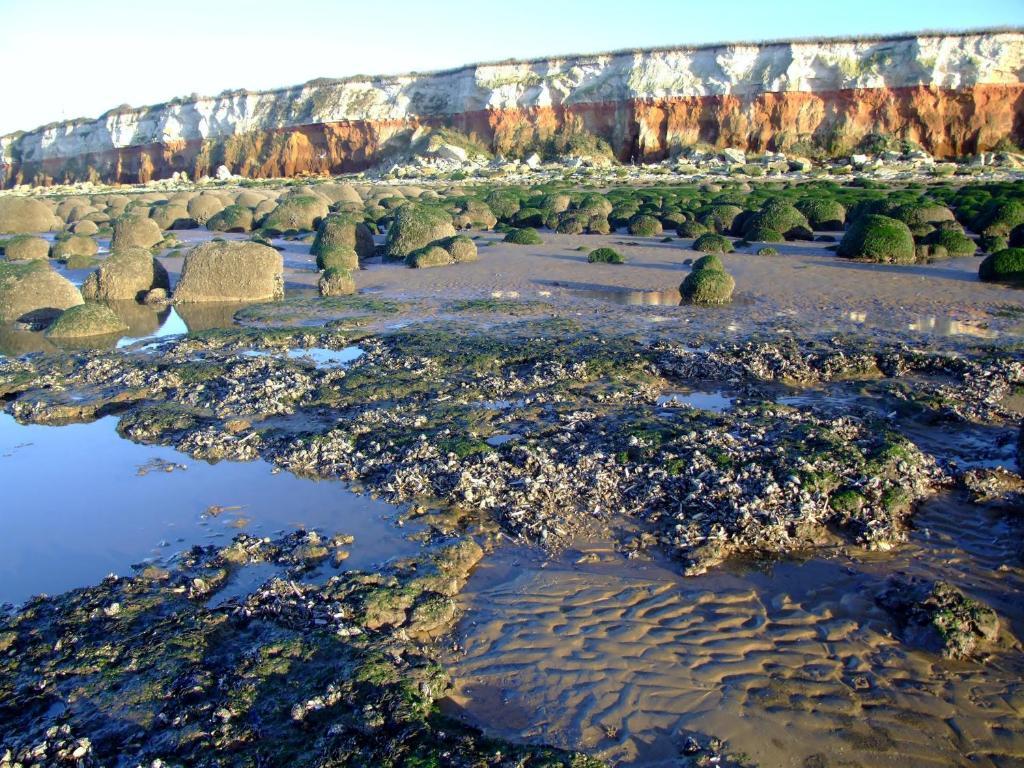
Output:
(154, 230), (1024, 342)
(444, 494), (1024, 767)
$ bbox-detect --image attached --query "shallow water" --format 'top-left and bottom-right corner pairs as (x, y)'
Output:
(569, 287), (682, 306)
(242, 345), (365, 368)
(656, 390), (733, 412)
(444, 494), (1024, 767)
(116, 307), (189, 348)
(0, 414), (417, 606)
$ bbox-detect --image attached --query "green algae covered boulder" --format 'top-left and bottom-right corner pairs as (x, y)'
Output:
(405, 244), (452, 268)
(81, 246), (170, 301)
(438, 234), (478, 263)
(693, 233), (734, 253)
(680, 253), (735, 305)
(796, 198), (846, 230)
(318, 267), (356, 296)
(317, 246), (359, 272)
(174, 240), (284, 302)
(0, 197), (58, 234)
(676, 220), (709, 238)
(385, 204), (456, 260)
(837, 214), (915, 264)
(628, 214), (663, 236)
(692, 254), (724, 272)
(741, 200), (811, 241)
(0, 260), (83, 323)
(504, 227), (542, 245)
(978, 248), (1024, 284)
(587, 247), (624, 264)
(311, 213), (374, 262)
(680, 267), (735, 305)
(925, 227), (976, 257)
(149, 204), (195, 230)
(45, 302), (128, 339)
(3, 235), (50, 261)
(261, 195), (330, 234)
(206, 205), (254, 233)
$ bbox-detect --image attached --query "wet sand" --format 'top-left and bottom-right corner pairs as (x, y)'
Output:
(444, 492), (1024, 767)
(151, 229), (1024, 342)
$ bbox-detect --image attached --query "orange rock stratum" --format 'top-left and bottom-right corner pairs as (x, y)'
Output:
(3, 30), (1023, 186)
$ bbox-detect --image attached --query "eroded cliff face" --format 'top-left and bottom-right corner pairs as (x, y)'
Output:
(3, 30), (1023, 186)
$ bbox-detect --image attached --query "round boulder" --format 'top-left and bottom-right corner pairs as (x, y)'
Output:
(978, 248), (1024, 285)
(318, 267), (356, 296)
(384, 204), (456, 260)
(81, 247), (171, 301)
(0, 197), (58, 234)
(0, 260), (83, 323)
(680, 266), (735, 305)
(4, 235), (50, 261)
(149, 204), (195, 230)
(207, 205), (255, 233)
(112, 214), (163, 250)
(45, 302), (128, 339)
(312, 214), (374, 262)
(174, 240), (284, 303)
(261, 195), (329, 234)
(837, 215), (915, 264)
(187, 194), (225, 225)
(51, 235), (98, 260)
(71, 219), (100, 236)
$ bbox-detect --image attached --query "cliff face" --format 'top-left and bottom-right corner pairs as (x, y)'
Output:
(3, 30), (1023, 186)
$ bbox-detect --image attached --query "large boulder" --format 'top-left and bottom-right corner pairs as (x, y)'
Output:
(837, 215), (915, 264)
(680, 257), (735, 305)
(311, 214), (374, 263)
(312, 182), (363, 207)
(71, 219), (100, 236)
(260, 195), (329, 234)
(0, 261), (83, 323)
(149, 204), (195, 230)
(81, 247), (170, 301)
(3, 235), (50, 261)
(187, 194), (225, 225)
(384, 204), (455, 260)
(978, 248), (1024, 284)
(50, 235), (98, 260)
(112, 214), (163, 250)
(207, 205), (255, 233)
(174, 241), (284, 303)
(0, 197), (58, 234)
(45, 302), (128, 339)
(318, 267), (356, 296)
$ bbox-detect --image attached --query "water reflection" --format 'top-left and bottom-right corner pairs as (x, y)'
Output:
(657, 391), (733, 412)
(243, 346), (365, 369)
(846, 311), (998, 338)
(0, 414), (417, 605)
(116, 307), (188, 348)
(570, 287), (682, 306)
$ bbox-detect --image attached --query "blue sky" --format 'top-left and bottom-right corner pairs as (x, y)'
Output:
(1, 0), (1022, 135)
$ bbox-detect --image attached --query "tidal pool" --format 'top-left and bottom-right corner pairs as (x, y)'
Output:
(0, 413), (417, 605)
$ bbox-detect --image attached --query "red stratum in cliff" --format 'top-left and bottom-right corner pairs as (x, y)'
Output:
(2, 29), (1023, 186)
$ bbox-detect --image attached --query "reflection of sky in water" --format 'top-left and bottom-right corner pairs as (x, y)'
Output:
(846, 310), (998, 338)
(657, 391), (733, 412)
(0, 414), (416, 605)
(570, 287), (682, 306)
(243, 346), (364, 368)
(116, 308), (189, 348)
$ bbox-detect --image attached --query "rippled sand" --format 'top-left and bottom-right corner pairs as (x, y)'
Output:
(445, 495), (1024, 767)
